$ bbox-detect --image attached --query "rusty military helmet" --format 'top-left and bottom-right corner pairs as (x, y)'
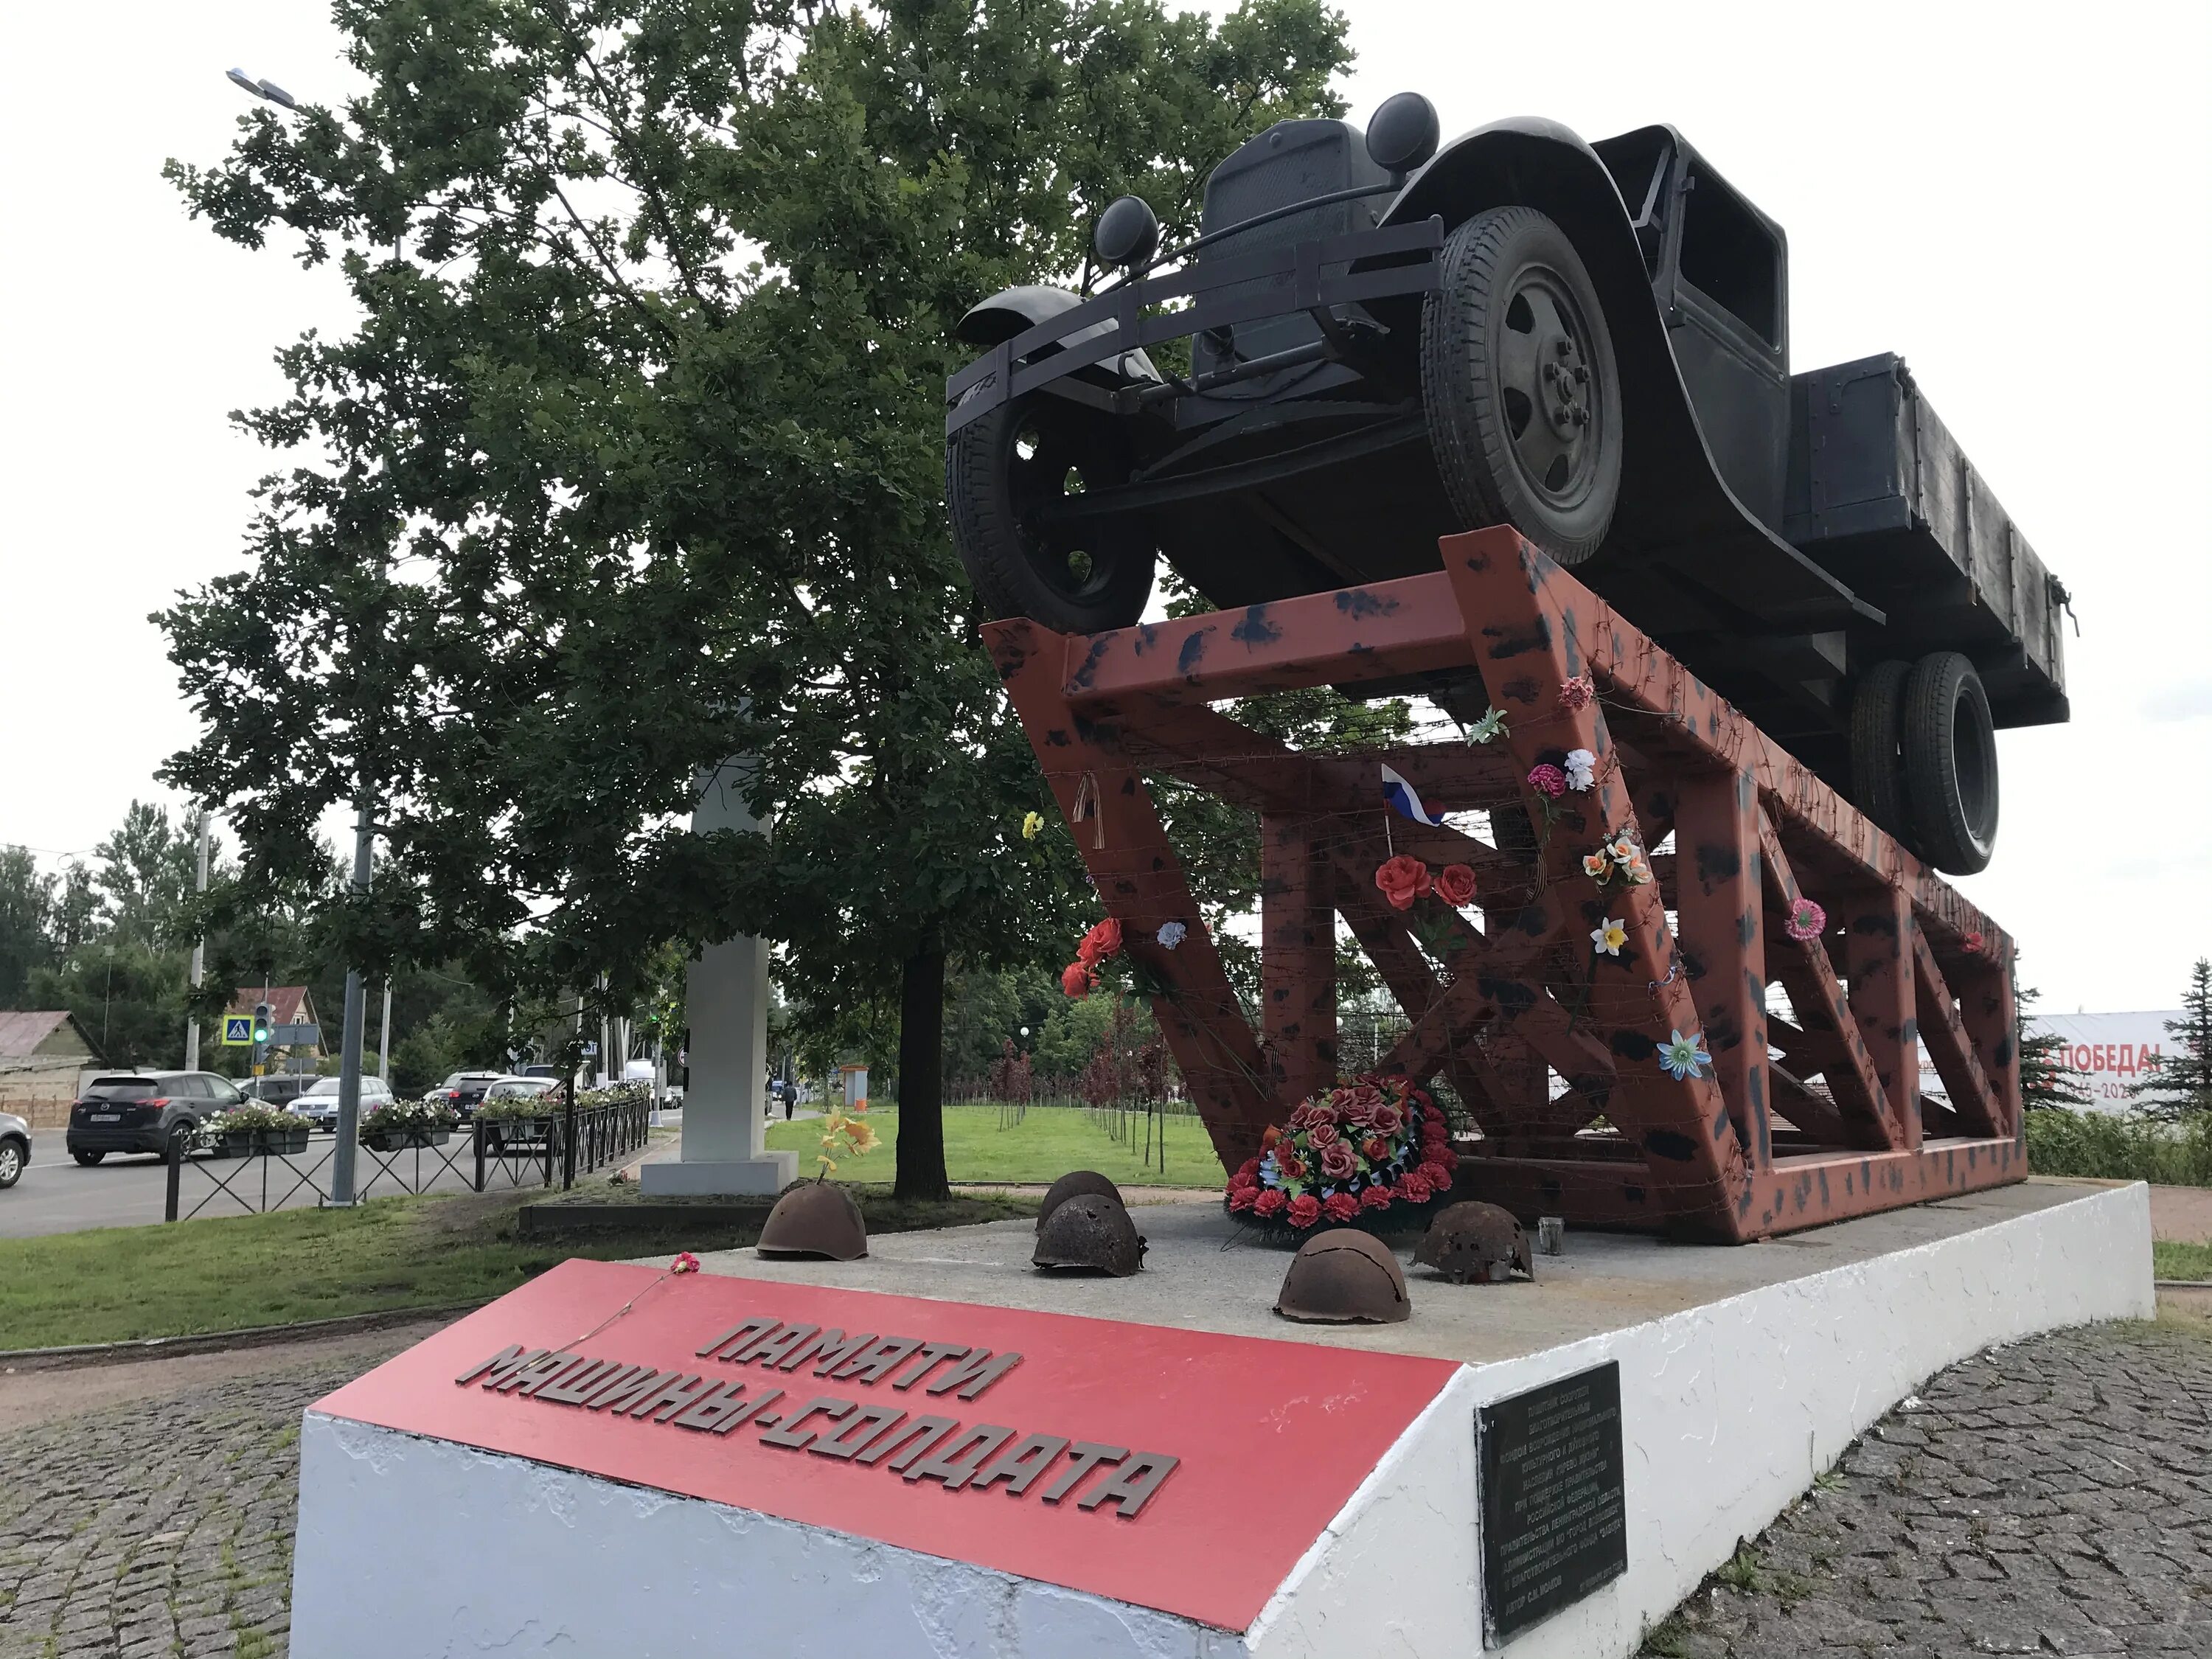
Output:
(1037, 1169), (1126, 1231)
(757, 1180), (869, 1261)
(1275, 1228), (1411, 1324)
(1414, 1201), (1533, 1284)
(1032, 1194), (1147, 1276)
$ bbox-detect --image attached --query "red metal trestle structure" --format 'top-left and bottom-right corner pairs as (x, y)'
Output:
(985, 527), (2023, 1242)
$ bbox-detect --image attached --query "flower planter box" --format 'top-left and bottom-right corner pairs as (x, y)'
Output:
(479, 1119), (555, 1151)
(364, 1128), (453, 1153)
(210, 1127), (313, 1159)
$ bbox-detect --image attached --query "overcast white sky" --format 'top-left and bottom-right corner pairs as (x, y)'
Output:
(1, 1), (2205, 1012)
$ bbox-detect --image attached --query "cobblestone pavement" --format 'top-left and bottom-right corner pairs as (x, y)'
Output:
(1641, 1321), (2212, 1658)
(0, 1338), (414, 1659)
(1, 1321), (2205, 1657)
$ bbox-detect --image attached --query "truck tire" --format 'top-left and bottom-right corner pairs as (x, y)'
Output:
(1900, 652), (2000, 874)
(946, 393), (1155, 633)
(1848, 660), (1910, 837)
(1421, 206), (1622, 566)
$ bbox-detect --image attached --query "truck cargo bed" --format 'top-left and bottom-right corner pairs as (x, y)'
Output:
(1783, 353), (2068, 727)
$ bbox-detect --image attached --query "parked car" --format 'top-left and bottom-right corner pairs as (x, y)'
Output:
(290, 1075), (396, 1134)
(479, 1075), (560, 1108)
(943, 97), (2069, 874)
(425, 1071), (505, 1119)
(0, 1111), (29, 1189)
(238, 1073), (320, 1107)
(518, 1064), (565, 1079)
(66, 1072), (247, 1164)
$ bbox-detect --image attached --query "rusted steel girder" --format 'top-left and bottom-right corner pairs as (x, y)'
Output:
(991, 526), (2025, 1238)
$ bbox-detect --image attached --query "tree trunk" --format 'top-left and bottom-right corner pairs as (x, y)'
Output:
(894, 942), (949, 1200)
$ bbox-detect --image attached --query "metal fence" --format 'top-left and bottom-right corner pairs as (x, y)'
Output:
(163, 1097), (653, 1222)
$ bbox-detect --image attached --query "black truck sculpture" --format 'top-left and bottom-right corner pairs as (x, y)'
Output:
(945, 95), (2070, 875)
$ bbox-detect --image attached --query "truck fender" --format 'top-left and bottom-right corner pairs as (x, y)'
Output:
(953, 284), (1161, 384)
(1379, 117), (1757, 562)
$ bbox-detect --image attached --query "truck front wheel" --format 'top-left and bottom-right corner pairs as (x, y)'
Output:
(1899, 652), (2000, 875)
(1421, 206), (1623, 565)
(947, 394), (1155, 634)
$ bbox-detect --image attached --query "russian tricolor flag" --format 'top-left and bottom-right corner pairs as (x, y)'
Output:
(1380, 764), (1446, 827)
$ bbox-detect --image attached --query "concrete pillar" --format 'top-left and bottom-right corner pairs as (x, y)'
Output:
(640, 757), (798, 1197)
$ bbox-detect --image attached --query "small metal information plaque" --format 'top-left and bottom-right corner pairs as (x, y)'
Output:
(1478, 1360), (1627, 1644)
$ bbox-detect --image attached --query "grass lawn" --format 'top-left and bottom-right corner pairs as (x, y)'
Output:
(766, 1103), (1222, 1189)
(0, 1185), (1035, 1352)
(2154, 1239), (2212, 1281)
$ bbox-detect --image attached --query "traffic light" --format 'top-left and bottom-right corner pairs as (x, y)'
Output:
(252, 1002), (274, 1046)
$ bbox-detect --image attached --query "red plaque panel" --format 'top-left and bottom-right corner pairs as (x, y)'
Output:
(314, 1259), (1459, 1631)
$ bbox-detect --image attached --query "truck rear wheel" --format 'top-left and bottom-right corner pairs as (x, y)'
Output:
(1848, 660), (1910, 837)
(946, 394), (1155, 633)
(1421, 206), (1623, 565)
(1900, 652), (2000, 874)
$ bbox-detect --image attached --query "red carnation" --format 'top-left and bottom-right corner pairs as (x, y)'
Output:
(1077, 918), (1124, 965)
(1287, 1194), (1322, 1229)
(1435, 863), (1478, 908)
(1322, 1191), (1360, 1224)
(1306, 1119), (1340, 1149)
(1319, 1141), (1358, 1182)
(1360, 1183), (1397, 1212)
(1374, 854), (1433, 912)
(1419, 1159), (1452, 1192)
(1361, 1135), (1391, 1164)
(1060, 962), (1091, 999)
(1253, 1188), (1287, 1218)
(1399, 1172), (1434, 1204)
(1528, 763), (1568, 799)
(1237, 1157), (1262, 1181)
(1430, 1143), (1460, 1172)
(1227, 1184), (1258, 1214)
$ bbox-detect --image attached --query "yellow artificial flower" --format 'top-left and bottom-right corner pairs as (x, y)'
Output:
(818, 1156), (838, 1175)
(846, 1122), (880, 1154)
(1022, 811), (1046, 841)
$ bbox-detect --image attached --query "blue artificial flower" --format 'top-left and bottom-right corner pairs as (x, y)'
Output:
(1659, 1029), (1712, 1082)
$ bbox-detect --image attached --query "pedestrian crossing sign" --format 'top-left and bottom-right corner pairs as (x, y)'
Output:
(222, 1015), (254, 1046)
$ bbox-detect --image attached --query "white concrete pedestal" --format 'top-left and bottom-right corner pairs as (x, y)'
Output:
(641, 756), (796, 1197)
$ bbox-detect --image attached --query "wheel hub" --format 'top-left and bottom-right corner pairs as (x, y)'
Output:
(1540, 333), (1590, 435)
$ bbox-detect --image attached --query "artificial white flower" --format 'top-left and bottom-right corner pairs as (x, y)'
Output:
(1590, 917), (1627, 957)
(1563, 748), (1597, 790)
(1466, 706), (1509, 745)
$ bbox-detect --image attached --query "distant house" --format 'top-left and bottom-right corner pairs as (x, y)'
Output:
(0, 1010), (108, 1130)
(225, 986), (325, 1068)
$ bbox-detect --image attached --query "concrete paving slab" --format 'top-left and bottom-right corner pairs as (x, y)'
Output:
(686, 1175), (2144, 1366)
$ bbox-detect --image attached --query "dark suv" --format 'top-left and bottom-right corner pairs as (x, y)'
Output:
(425, 1071), (505, 1120)
(66, 1072), (246, 1164)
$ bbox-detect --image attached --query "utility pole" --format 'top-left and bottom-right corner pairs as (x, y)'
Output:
(378, 980), (392, 1083)
(328, 796), (374, 1207)
(184, 813), (209, 1069)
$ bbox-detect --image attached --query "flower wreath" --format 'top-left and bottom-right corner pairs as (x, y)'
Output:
(1223, 1074), (1458, 1243)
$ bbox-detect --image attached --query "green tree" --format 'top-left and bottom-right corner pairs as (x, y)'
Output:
(0, 846), (56, 1007)
(2134, 957), (2212, 1121)
(2017, 981), (2090, 1112)
(160, 0), (1354, 1197)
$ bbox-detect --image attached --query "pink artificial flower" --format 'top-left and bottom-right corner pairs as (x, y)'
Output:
(1368, 1103), (1402, 1136)
(1784, 898), (1827, 944)
(1060, 962), (1091, 998)
(1318, 1141), (1358, 1182)
(1559, 675), (1595, 712)
(1435, 863), (1478, 907)
(1374, 854), (1433, 912)
(670, 1252), (700, 1276)
(1964, 931), (1986, 954)
(1528, 763), (1568, 799)
(1305, 1119), (1340, 1150)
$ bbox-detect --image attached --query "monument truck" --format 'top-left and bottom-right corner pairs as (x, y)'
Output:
(945, 94), (2069, 874)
